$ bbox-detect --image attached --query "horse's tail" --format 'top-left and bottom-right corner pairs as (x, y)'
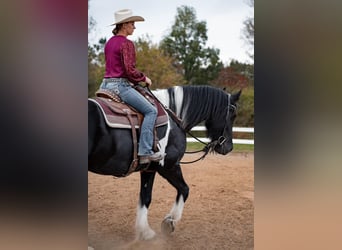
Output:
(88, 99), (102, 156)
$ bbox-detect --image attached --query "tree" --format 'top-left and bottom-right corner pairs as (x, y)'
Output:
(211, 60), (254, 127)
(88, 38), (106, 97)
(212, 60), (253, 91)
(161, 6), (223, 85)
(242, 0), (254, 60)
(88, 0), (104, 97)
(135, 36), (185, 89)
(230, 60), (254, 86)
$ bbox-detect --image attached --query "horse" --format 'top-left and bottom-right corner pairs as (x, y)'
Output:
(88, 85), (241, 240)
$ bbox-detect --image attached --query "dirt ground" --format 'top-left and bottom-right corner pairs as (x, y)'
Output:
(88, 152), (254, 250)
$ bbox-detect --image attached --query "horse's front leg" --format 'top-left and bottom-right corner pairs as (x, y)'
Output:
(158, 164), (189, 234)
(135, 171), (156, 240)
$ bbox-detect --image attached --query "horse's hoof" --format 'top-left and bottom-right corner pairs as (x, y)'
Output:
(161, 216), (175, 234)
(137, 228), (156, 240)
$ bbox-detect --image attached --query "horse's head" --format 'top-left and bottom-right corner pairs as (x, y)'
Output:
(205, 90), (241, 155)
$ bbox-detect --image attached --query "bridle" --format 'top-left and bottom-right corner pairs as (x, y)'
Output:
(181, 94), (237, 164)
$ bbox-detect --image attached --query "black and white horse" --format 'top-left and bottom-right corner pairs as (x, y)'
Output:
(88, 85), (241, 239)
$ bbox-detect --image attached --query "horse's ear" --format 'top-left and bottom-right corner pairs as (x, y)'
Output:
(231, 89), (242, 103)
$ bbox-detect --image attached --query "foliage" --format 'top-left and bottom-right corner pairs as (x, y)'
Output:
(135, 36), (185, 89)
(88, 39), (105, 97)
(211, 60), (254, 127)
(211, 60), (254, 92)
(160, 5), (223, 85)
(212, 67), (249, 91)
(230, 60), (254, 84)
(234, 86), (254, 127)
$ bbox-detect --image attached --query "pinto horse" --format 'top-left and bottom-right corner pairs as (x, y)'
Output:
(88, 85), (241, 240)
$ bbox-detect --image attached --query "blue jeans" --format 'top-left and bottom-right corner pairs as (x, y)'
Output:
(100, 78), (157, 156)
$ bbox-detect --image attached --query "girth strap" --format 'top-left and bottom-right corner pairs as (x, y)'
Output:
(122, 109), (139, 176)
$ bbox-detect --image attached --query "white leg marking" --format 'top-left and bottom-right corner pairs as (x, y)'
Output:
(167, 195), (185, 222)
(135, 205), (156, 240)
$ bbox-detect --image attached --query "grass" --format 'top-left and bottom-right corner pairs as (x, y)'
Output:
(232, 143), (254, 152)
(186, 142), (254, 152)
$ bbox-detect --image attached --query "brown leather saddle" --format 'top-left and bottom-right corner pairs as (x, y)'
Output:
(93, 88), (168, 129)
(90, 87), (169, 176)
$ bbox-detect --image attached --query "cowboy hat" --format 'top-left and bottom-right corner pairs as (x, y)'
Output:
(110, 9), (144, 26)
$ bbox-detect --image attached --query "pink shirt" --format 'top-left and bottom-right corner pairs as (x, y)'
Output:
(104, 35), (146, 84)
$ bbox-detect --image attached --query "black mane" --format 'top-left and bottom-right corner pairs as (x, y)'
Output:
(176, 85), (230, 131)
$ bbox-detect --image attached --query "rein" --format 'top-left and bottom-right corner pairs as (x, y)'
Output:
(145, 86), (234, 164)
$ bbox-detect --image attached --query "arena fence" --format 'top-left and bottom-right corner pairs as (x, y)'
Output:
(186, 126), (254, 145)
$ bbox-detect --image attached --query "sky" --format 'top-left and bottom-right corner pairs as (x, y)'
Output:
(88, 0), (254, 65)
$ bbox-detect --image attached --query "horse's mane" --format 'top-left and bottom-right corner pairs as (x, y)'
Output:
(172, 85), (229, 131)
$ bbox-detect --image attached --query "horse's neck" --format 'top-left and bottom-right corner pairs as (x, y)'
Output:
(178, 87), (215, 131)
(180, 103), (209, 131)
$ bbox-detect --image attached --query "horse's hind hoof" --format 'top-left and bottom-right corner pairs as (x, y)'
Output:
(161, 216), (175, 234)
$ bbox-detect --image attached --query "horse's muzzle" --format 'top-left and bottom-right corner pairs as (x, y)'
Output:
(215, 142), (233, 155)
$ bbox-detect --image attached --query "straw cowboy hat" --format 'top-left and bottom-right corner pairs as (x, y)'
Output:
(110, 9), (145, 26)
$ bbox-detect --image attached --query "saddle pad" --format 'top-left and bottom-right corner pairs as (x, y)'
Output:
(89, 97), (169, 129)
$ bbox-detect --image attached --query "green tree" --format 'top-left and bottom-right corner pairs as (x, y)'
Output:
(161, 5), (223, 85)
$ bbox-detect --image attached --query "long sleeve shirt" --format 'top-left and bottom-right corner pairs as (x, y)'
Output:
(104, 35), (146, 84)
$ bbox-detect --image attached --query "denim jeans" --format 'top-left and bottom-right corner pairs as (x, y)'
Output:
(100, 78), (157, 156)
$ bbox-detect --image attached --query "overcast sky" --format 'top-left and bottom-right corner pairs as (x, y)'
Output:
(88, 0), (253, 65)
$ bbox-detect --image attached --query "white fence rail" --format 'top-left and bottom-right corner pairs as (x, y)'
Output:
(187, 126), (254, 145)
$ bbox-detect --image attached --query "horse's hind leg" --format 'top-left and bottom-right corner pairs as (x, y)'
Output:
(135, 171), (157, 240)
(158, 164), (189, 234)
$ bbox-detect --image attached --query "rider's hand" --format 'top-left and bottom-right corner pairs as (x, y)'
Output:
(145, 77), (152, 87)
